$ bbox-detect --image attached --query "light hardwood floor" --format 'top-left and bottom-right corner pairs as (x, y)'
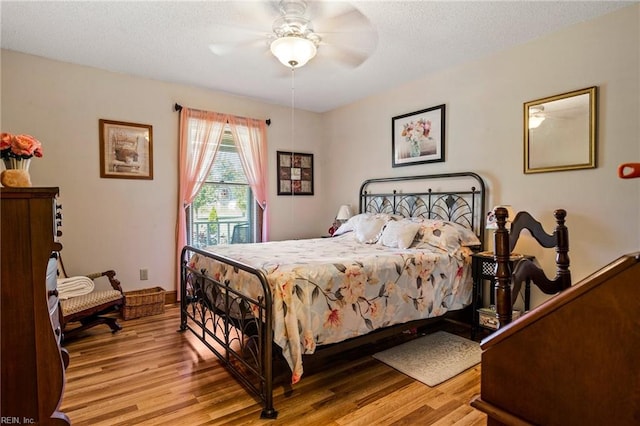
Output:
(60, 304), (487, 425)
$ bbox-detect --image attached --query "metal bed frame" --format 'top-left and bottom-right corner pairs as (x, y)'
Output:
(179, 172), (486, 419)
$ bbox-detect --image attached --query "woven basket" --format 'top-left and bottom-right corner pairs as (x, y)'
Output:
(123, 287), (165, 320)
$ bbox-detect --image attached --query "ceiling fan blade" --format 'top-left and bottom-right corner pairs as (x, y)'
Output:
(310, 2), (378, 68)
(318, 24), (378, 68)
(319, 42), (370, 68)
(206, 1), (277, 56)
(207, 24), (269, 56)
(312, 2), (375, 31)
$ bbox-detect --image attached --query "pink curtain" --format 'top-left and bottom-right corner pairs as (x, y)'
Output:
(228, 116), (270, 242)
(175, 108), (226, 289)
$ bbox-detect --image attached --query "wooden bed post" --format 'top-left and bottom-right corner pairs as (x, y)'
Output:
(494, 207), (512, 327)
(553, 209), (571, 291)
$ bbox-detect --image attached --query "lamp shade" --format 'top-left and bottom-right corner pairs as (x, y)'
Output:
(486, 205), (516, 229)
(270, 36), (317, 68)
(336, 205), (353, 221)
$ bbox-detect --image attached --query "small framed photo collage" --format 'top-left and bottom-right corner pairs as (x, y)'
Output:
(277, 151), (314, 195)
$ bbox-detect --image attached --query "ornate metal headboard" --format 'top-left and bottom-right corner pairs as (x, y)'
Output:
(359, 172), (487, 248)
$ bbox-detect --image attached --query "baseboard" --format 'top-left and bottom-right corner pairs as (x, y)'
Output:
(164, 290), (177, 305)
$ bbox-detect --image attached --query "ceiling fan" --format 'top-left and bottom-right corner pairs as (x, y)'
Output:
(208, 0), (378, 69)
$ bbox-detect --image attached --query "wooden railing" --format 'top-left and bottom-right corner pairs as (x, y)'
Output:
(471, 252), (640, 425)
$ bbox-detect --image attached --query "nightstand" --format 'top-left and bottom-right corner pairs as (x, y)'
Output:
(470, 251), (535, 340)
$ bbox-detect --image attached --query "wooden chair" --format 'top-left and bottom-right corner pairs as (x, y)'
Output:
(57, 255), (125, 341)
(493, 207), (571, 328)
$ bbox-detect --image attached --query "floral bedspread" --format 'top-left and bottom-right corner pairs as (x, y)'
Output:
(188, 233), (474, 384)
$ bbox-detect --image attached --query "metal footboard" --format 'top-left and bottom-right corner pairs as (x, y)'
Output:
(179, 246), (278, 419)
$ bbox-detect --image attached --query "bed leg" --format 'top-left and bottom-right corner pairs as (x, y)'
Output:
(179, 251), (189, 332)
(260, 343), (278, 419)
(260, 408), (278, 419)
(178, 302), (187, 332)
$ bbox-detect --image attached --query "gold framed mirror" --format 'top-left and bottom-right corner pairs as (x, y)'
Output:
(524, 86), (597, 174)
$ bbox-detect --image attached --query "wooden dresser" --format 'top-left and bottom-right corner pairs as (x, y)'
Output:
(1, 187), (70, 425)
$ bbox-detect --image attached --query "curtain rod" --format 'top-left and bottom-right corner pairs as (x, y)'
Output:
(174, 103), (271, 126)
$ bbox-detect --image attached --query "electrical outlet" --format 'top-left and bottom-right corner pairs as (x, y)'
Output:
(140, 269), (148, 280)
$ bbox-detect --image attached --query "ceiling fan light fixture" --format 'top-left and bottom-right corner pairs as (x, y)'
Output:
(528, 105), (546, 129)
(270, 35), (317, 68)
(528, 115), (546, 129)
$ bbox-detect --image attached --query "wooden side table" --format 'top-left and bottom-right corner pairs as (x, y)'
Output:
(470, 251), (535, 340)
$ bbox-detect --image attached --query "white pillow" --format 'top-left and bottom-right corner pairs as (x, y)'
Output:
(379, 220), (422, 249)
(333, 220), (354, 236)
(334, 212), (398, 239)
(353, 214), (390, 244)
(333, 212), (370, 236)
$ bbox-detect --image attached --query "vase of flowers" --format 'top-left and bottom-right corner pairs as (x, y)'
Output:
(1, 132), (43, 168)
(1, 132), (43, 187)
(402, 118), (432, 158)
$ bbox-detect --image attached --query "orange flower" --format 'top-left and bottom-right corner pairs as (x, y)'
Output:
(0, 132), (43, 159)
(0, 133), (11, 151)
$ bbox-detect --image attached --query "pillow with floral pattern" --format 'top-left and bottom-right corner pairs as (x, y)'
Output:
(415, 219), (480, 251)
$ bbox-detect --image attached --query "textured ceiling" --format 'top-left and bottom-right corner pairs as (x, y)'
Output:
(1, 1), (633, 112)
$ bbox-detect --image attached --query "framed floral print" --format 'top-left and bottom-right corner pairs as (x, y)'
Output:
(99, 119), (153, 180)
(277, 151), (314, 195)
(392, 104), (445, 167)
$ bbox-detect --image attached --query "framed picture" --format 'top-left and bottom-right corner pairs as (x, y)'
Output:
(277, 151), (314, 195)
(99, 119), (153, 180)
(392, 104), (445, 167)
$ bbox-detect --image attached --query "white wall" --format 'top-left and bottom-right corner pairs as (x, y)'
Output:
(1, 52), (325, 292)
(322, 5), (640, 307)
(2, 5), (639, 306)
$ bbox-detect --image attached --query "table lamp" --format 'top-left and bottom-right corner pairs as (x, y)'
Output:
(329, 204), (352, 235)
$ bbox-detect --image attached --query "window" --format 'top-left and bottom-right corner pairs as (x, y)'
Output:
(187, 132), (254, 248)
